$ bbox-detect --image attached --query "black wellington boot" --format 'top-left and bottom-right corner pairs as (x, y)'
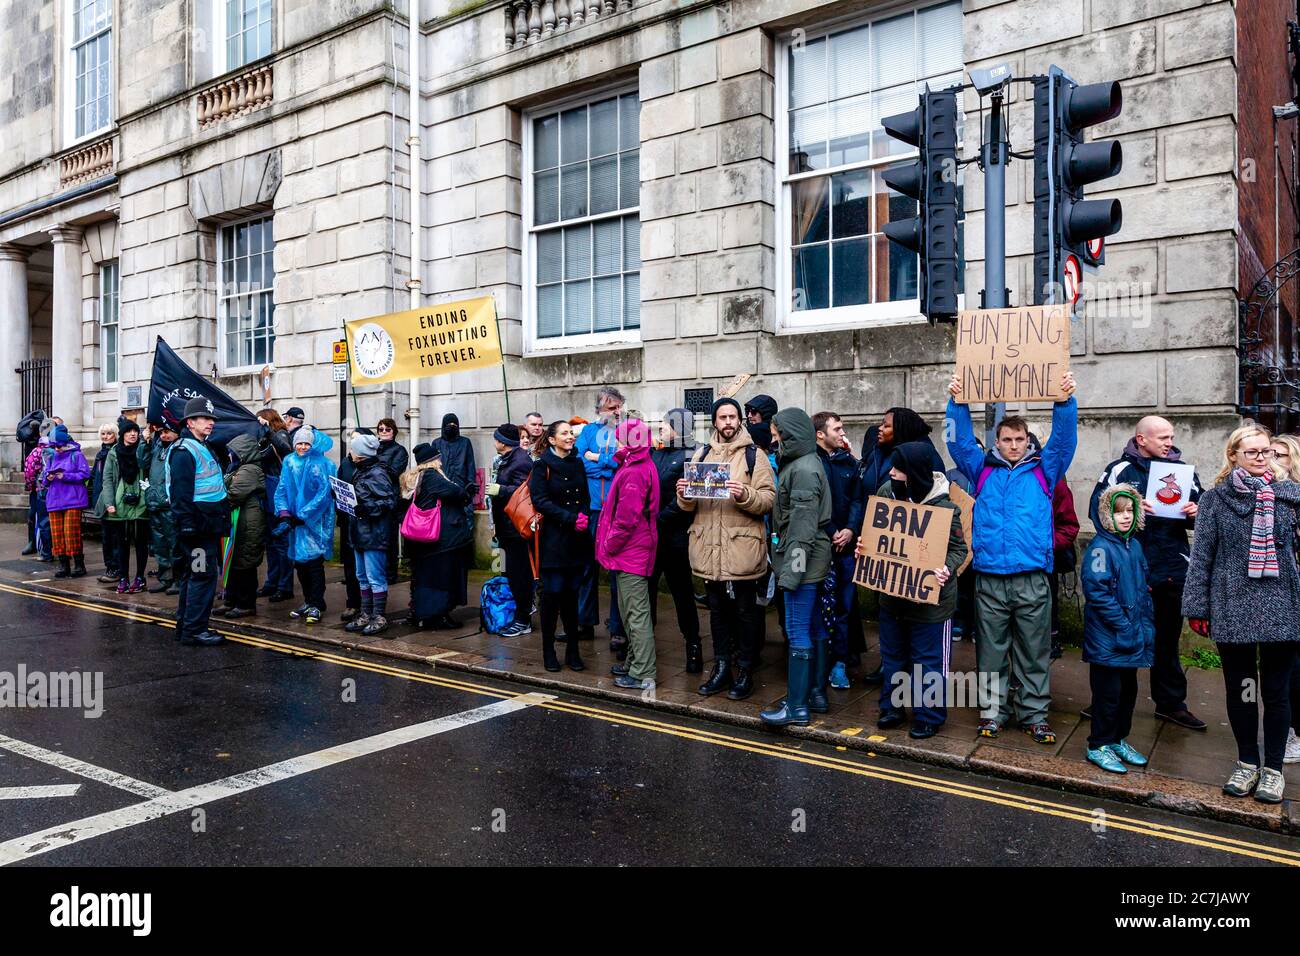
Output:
(71, 555), (88, 578)
(542, 632), (561, 672)
(761, 648), (812, 727)
(697, 657), (732, 696)
(808, 640), (830, 714)
(564, 634), (586, 671)
(684, 640), (704, 674)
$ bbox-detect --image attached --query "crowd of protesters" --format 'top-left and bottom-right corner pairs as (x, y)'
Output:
(13, 381), (1300, 804)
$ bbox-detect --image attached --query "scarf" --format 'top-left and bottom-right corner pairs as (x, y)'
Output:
(115, 439), (141, 485)
(1231, 467), (1278, 578)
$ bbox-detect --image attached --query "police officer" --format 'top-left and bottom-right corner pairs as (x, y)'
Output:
(166, 397), (231, 646)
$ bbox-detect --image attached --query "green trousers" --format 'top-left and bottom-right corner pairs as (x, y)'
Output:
(975, 571), (1052, 725)
(616, 571), (657, 682)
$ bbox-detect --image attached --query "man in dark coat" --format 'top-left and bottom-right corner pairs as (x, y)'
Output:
(141, 423), (181, 593)
(1089, 415), (1206, 731)
(166, 397), (231, 646)
(431, 412), (478, 620)
(814, 411), (863, 690)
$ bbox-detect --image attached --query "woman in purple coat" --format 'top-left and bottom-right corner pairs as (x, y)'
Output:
(42, 424), (91, 578)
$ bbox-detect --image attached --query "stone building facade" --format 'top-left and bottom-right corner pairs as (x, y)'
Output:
(0, 0), (1283, 512)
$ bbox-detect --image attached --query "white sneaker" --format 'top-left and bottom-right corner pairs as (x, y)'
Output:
(1254, 767), (1286, 804)
(1223, 761), (1260, 797)
(1285, 729), (1300, 765)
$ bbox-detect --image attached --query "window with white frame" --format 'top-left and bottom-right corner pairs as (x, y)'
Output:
(526, 91), (641, 347)
(99, 259), (119, 385)
(223, 0), (273, 72)
(777, 0), (964, 329)
(69, 0), (113, 140)
(218, 216), (275, 371)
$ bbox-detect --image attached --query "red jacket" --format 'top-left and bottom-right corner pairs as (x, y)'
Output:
(1053, 480), (1080, 552)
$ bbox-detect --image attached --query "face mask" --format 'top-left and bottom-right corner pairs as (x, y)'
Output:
(890, 478), (910, 502)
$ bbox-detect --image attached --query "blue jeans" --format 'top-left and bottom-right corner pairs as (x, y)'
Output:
(354, 548), (388, 594)
(782, 582), (828, 651)
(878, 607), (952, 726)
(830, 551), (857, 663)
(34, 492), (51, 559)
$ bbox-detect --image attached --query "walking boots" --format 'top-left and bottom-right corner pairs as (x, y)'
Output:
(698, 657), (732, 696)
(54, 556), (72, 578)
(761, 648), (812, 727)
(728, 664), (754, 700)
(71, 555), (87, 578)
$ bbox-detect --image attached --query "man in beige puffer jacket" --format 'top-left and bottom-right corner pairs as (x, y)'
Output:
(676, 397), (776, 701)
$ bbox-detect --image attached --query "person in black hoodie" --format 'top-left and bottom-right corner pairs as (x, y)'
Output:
(528, 420), (590, 673)
(485, 423), (535, 636)
(347, 432), (397, 636)
(432, 412), (478, 621)
(375, 417), (410, 583)
(814, 412), (863, 691)
(405, 443), (473, 630)
(648, 408), (702, 672)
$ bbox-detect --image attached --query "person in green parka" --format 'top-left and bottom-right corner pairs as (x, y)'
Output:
(98, 417), (150, 594)
(216, 432), (268, 619)
(761, 407), (834, 727)
(140, 423), (182, 594)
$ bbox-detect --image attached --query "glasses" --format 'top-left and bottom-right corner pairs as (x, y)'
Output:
(377, 426), (394, 433)
(1239, 449), (1276, 461)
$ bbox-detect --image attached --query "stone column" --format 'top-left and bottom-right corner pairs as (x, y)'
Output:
(49, 225), (85, 431)
(0, 243), (32, 469)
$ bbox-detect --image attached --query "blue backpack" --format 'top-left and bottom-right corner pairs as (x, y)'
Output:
(479, 576), (516, 634)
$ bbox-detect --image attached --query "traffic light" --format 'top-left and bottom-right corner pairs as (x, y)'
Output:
(880, 87), (960, 322)
(1033, 66), (1123, 305)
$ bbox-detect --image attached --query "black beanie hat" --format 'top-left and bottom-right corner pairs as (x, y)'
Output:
(494, 423), (520, 447)
(711, 397), (743, 425)
(413, 442), (437, 465)
(890, 441), (937, 503)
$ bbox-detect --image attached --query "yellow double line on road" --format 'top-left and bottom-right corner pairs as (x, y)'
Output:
(4, 580), (1299, 866)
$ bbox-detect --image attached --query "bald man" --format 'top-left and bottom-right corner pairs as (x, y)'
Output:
(1089, 416), (1205, 731)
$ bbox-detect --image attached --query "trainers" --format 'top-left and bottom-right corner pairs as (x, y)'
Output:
(1254, 767), (1286, 804)
(361, 614), (389, 636)
(1021, 722), (1056, 745)
(98, 572), (119, 584)
(1107, 739), (1148, 767)
(344, 614), (371, 633)
(128, 577), (146, 594)
(1285, 729), (1300, 765)
(1086, 747), (1128, 774)
(289, 604), (311, 619)
(977, 718), (1000, 739)
(1222, 761), (1260, 798)
(115, 578), (129, 594)
(304, 606), (322, 625)
(510, 622), (532, 636)
(828, 661), (850, 689)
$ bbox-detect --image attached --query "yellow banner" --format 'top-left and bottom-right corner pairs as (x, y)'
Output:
(344, 295), (503, 386)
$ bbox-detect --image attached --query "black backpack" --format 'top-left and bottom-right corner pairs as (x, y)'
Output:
(693, 443), (759, 476)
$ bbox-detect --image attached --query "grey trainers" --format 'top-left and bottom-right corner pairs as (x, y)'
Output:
(1254, 767), (1285, 804)
(1285, 729), (1300, 765)
(1223, 761), (1260, 797)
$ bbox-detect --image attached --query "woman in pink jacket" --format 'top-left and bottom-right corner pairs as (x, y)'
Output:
(597, 419), (660, 690)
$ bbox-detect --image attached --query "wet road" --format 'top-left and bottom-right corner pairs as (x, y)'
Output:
(0, 583), (1297, 867)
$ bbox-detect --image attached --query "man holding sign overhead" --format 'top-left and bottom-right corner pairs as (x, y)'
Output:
(946, 370), (1078, 745)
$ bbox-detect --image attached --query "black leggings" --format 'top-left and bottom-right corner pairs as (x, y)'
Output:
(1217, 641), (1299, 771)
(116, 519), (149, 580)
(540, 579), (580, 641)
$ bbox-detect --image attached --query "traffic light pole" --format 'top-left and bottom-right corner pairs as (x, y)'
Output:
(981, 89), (1009, 441)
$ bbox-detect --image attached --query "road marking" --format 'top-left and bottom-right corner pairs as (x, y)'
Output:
(0, 692), (551, 866)
(0, 785), (81, 800)
(2, 582), (1298, 866)
(0, 732), (172, 799)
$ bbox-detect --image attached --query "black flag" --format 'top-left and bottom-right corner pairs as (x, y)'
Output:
(147, 337), (260, 446)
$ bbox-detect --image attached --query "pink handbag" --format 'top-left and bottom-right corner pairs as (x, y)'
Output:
(400, 500), (442, 542)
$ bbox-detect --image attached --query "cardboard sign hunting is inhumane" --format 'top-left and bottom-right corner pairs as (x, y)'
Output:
(954, 305), (1070, 403)
(853, 496), (953, 606)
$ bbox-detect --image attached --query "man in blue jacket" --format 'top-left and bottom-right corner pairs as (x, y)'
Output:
(946, 371), (1077, 744)
(575, 386), (626, 647)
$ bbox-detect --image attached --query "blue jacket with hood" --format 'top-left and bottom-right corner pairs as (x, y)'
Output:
(575, 418), (619, 511)
(945, 396), (1078, 575)
(1081, 484), (1155, 668)
(273, 428), (337, 562)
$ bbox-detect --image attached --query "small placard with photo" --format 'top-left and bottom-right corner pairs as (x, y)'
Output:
(684, 461), (731, 499)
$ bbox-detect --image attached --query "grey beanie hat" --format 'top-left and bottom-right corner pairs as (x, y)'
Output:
(350, 432), (380, 458)
(663, 407), (696, 448)
(293, 425), (316, 446)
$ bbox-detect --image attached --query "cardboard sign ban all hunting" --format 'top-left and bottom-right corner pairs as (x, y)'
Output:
(954, 305), (1070, 403)
(853, 496), (953, 606)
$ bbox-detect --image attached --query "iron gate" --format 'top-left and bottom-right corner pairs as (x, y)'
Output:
(17, 358), (52, 454)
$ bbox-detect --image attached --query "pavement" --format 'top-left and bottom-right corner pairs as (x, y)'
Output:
(2, 523), (1297, 836)
(2, 584), (1298, 867)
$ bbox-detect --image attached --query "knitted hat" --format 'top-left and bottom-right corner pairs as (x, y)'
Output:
(711, 397), (743, 425)
(350, 432), (379, 458)
(51, 424), (71, 446)
(117, 416), (141, 437)
(494, 423), (521, 447)
(662, 408), (696, 449)
(293, 425), (316, 447)
(413, 442), (437, 465)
